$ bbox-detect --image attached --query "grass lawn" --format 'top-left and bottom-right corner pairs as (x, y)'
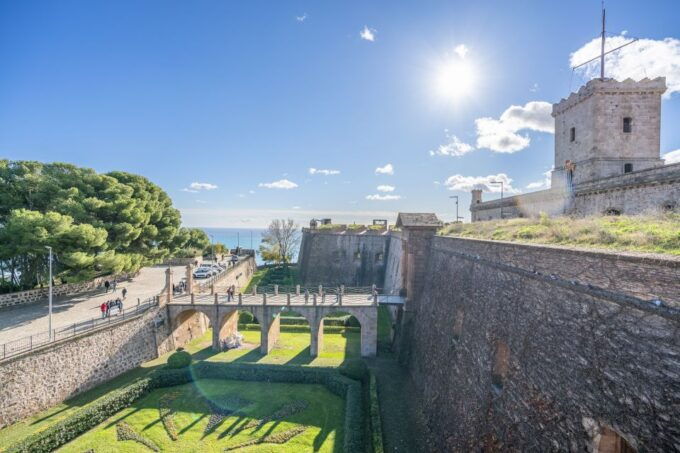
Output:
(440, 213), (680, 256)
(0, 327), (359, 450)
(57, 379), (344, 453)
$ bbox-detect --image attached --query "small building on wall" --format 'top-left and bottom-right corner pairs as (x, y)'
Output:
(470, 77), (680, 221)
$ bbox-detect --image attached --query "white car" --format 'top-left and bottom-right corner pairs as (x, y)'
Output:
(193, 269), (212, 279)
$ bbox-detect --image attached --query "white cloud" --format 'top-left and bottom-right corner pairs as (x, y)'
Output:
(444, 173), (519, 193)
(258, 179), (298, 189)
(475, 101), (553, 153)
(663, 149), (680, 164)
(377, 185), (395, 192)
(248, 190), (255, 194)
(292, 206), (301, 210)
(366, 194), (401, 201)
(309, 168), (340, 176)
(430, 133), (475, 157)
(237, 193), (246, 198)
(360, 26), (376, 42)
(526, 168), (553, 190)
(181, 188), (198, 193)
(530, 82), (539, 92)
(190, 182), (218, 190)
(375, 163), (394, 175)
(454, 44), (469, 59)
(570, 35), (680, 97)
(296, 13), (307, 22)
(195, 199), (207, 204)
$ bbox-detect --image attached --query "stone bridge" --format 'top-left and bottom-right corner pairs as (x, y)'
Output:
(166, 290), (378, 357)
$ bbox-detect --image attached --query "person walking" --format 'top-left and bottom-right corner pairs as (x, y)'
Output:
(104, 280), (110, 293)
(122, 287), (127, 299)
(105, 300), (111, 317)
(112, 280), (117, 292)
(100, 302), (107, 318)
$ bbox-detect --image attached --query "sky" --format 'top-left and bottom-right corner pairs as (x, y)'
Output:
(1, 0), (679, 227)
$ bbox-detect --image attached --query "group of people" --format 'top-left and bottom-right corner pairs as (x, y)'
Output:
(100, 298), (124, 318)
(103, 279), (117, 293)
(172, 280), (187, 295)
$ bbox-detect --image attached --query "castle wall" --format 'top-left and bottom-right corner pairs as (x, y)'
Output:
(405, 236), (680, 451)
(0, 305), (172, 428)
(298, 230), (390, 286)
(383, 232), (404, 294)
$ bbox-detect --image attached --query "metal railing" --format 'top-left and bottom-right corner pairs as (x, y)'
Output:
(0, 297), (158, 361)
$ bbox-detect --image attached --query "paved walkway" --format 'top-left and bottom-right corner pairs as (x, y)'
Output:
(0, 265), (185, 344)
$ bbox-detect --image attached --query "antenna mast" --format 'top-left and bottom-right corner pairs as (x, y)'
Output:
(600, 3), (606, 79)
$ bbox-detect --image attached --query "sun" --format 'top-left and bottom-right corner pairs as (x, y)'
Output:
(434, 59), (476, 101)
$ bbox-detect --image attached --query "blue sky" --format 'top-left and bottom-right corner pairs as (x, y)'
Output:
(1, 0), (679, 227)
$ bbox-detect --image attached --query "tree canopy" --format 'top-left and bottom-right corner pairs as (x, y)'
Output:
(258, 219), (300, 265)
(0, 160), (194, 291)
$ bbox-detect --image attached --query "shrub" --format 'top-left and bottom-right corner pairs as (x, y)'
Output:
(339, 359), (369, 384)
(369, 372), (385, 453)
(238, 311), (254, 324)
(166, 350), (192, 369)
(6, 378), (154, 453)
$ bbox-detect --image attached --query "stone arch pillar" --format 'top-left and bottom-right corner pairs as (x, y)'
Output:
(213, 308), (239, 351)
(353, 309), (378, 358)
(259, 306), (280, 354)
(310, 311), (324, 357)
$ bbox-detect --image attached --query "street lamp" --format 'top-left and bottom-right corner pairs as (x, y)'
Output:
(208, 234), (215, 264)
(45, 246), (53, 341)
(488, 180), (504, 219)
(449, 195), (464, 223)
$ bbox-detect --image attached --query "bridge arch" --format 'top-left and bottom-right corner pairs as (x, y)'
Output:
(170, 306), (213, 349)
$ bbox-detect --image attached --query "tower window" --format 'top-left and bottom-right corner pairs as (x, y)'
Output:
(624, 163), (633, 173)
(570, 127), (576, 142)
(623, 117), (632, 133)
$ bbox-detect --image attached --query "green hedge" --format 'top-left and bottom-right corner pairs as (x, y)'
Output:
(6, 378), (155, 453)
(8, 362), (366, 453)
(166, 350), (192, 369)
(238, 323), (360, 334)
(369, 372), (385, 453)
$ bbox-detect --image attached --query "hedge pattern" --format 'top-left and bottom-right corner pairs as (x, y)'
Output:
(7, 362), (366, 453)
(369, 372), (385, 453)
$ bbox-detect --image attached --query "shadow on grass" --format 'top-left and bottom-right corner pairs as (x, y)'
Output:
(284, 346), (314, 365)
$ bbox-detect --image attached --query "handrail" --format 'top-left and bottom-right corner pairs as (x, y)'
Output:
(0, 297), (158, 361)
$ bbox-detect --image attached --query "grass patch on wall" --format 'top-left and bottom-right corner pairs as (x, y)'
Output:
(440, 213), (680, 255)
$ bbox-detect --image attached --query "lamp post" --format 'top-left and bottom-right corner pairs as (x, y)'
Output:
(45, 246), (53, 341)
(449, 195), (463, 223)
(489, 180), (504, 219)
(209, 234), (215, 264)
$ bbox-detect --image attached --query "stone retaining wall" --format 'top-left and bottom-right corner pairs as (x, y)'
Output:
(405, 236), (680, 451)
(0, 304), (171, 428)
(0, 272), (137, 310)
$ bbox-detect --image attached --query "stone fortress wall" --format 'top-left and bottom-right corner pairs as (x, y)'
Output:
(298, 228), (391, 287)
(298, 216), (680, 450)
(0, 304), (173, 428)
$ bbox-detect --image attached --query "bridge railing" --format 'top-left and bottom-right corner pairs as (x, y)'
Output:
(0, 297), (158, 361)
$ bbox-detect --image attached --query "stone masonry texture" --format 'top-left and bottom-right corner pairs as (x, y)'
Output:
(405, 236), (680, 451)
(0, 305), (170, 428)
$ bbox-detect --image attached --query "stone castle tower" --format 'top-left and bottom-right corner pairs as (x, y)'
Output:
(550, 77), (666, 189)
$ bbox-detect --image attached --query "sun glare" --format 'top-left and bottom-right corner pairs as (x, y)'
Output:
(434, 59), (476, 101)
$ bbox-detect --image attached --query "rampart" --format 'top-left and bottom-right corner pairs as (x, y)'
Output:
(298, 228), (391, 286)
(296, 215), (680, 450)
(0, 302), (173, 428)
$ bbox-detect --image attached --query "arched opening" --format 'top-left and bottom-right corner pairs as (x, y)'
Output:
(491, 340), (510, 394)
(317, 311), (362, 358)
(598, 426), (636, 453)
(172, 309), (210, 349)
(604, 208), (622, 216)
(215, 309), (240, 351)
(274, 308), (312, 360)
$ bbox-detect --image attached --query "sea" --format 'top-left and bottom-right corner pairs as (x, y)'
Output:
(200, 228), (267, 264)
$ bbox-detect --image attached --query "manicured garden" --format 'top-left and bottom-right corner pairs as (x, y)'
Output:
(57, 379), (344, 452)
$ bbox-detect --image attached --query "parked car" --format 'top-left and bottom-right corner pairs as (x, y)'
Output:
(193, 268), (212, 279)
